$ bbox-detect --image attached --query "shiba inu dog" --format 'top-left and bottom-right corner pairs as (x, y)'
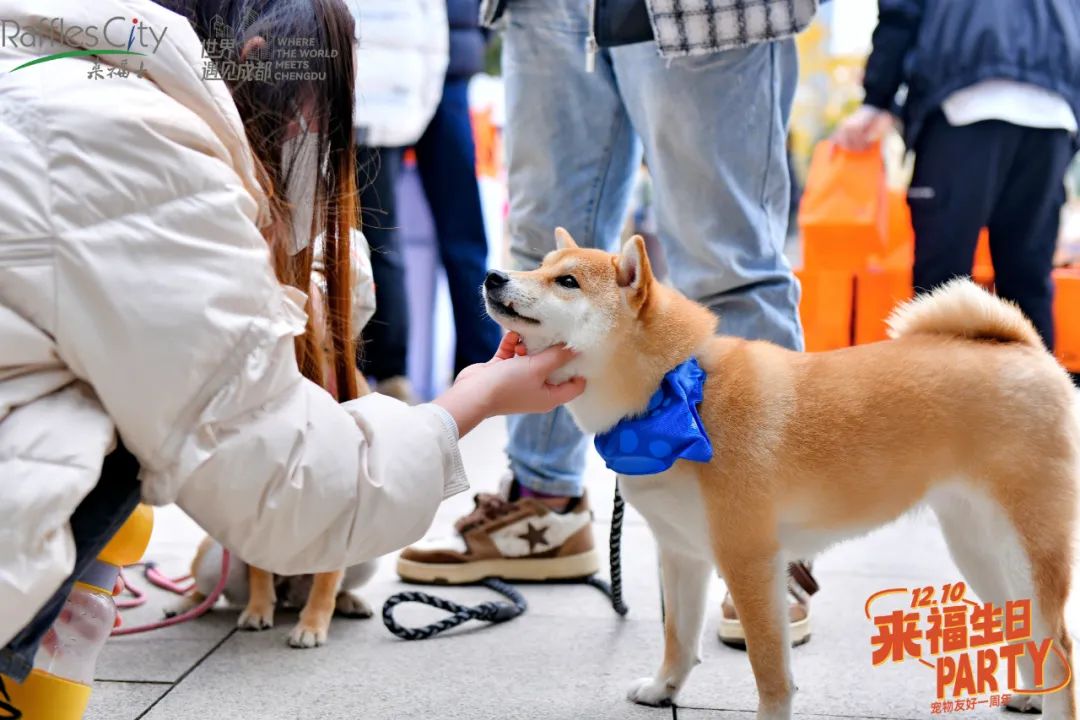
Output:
(177, 318), (378, 649)
(483, 228), (1078, 719)
(179, 536), (376, 648)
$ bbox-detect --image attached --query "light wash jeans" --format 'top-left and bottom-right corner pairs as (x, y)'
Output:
(503, 0), (803, 497)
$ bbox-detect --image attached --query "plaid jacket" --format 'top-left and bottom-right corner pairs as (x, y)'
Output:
(480, 0), (818, 57)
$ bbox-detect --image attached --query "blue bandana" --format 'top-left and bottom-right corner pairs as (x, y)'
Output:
(594, 357), (713, 476)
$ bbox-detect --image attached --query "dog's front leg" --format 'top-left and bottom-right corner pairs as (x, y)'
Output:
(722, 553), (794, 720)
(289, 570), (344, 648)
(237, 566), (276, 630)
(628, 548), (711, 707)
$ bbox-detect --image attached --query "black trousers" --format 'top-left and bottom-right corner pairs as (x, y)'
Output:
(356, 85), (502, 382)
(357, 145), (408, 380)
(909, 111), (1075, 351)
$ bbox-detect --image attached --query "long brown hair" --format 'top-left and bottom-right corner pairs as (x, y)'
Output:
(169, 0), (359, 401)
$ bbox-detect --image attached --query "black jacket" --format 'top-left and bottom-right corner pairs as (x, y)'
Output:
(863, 0), (1080, 148)
(447, 0), (485, 79)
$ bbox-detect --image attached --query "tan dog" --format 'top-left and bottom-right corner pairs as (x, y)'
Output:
(484, 228), (1078, 719)
(180, 287), (377, 649)
(179, 367), (377, 648)
(228, 366), (377, 647)
(183, 535), (376, 648)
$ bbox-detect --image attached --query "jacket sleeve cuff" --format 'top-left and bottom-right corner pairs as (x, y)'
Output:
(862, 86), (896, 112)
(425, 403), (469, 499)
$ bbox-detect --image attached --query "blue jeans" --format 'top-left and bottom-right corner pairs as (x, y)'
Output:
(502, 0), (804, 497)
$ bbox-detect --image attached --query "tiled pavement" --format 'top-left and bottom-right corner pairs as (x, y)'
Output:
(85, 418), (1079, 719)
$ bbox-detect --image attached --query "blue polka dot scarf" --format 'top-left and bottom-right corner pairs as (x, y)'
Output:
(593, 357), (713, 475)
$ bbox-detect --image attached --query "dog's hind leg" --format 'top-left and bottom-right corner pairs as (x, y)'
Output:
(1007, 472), (1076, 720)
(289, 570), (345, 648)
(237, 566), (276, 630)
(335, 560), (378, 618)
(627, 547), (712, 707)
(1020, 542), (1076, 719)
(932, 482), (1075, 718)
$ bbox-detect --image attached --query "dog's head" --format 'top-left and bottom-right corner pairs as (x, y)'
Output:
(484, 228), (717, 432)
(483, 228), (655, 357)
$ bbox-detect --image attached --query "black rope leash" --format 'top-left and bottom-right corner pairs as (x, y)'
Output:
(382, 577), (528, 640)
(382, 483), (629, 640)
(582, 483), (629, 616)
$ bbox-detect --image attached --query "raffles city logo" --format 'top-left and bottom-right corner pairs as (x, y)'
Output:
(2, 16), (167, 72)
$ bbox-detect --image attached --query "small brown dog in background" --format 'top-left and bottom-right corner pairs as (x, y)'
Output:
(183, 533), (377, 648)
(181, 267), (379, 649)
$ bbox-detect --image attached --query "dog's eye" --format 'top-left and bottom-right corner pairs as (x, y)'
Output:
(555, 275), (580, 290)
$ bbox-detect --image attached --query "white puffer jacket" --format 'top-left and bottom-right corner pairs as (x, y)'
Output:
(0, 0), (468, 649)
(346, 0), (449, 147)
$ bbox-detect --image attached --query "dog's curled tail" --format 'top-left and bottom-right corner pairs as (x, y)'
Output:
(886, 278), (1044, 349)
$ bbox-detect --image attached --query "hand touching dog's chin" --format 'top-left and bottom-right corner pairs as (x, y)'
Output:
(503, 325), (587, 386)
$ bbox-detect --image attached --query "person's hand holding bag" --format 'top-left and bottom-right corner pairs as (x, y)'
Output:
(832, 105), (894, 152)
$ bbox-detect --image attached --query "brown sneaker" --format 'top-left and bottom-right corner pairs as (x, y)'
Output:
(397, 487), (600, 584)
(718, 562), (818, 649)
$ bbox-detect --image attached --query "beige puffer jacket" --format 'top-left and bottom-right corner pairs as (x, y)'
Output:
(0, 0), (467, 648)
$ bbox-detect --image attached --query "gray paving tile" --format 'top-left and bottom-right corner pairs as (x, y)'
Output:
(676, 713), (903, 720)
(96, 587), (236, 682)
(96, 548), (238, 684)
(142, 614), (670, 720)
(85, 680), (170, 720)
(95, 633), (233, 683)
(677, 568), (1022, 720)
(677, 707), (999, 720)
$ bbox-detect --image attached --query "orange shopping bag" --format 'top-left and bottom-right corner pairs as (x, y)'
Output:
(795, 268), (855, 352)
(1054, 268), (1080, 372)
(799, 140), (888, 273)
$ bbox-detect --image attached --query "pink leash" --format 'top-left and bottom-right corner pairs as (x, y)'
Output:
(111, 550), (231, 636)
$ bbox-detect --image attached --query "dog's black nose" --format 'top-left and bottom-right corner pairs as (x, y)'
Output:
(485, 270), (510, 291)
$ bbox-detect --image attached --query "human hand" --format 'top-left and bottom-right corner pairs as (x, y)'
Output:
(434, 333), (585, 436)
(832, 105), (894, 151)
(455, 331), (528, 385)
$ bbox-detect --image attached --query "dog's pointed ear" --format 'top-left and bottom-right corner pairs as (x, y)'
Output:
(554, 227), (578, 251)
(616, 235), (653, 312)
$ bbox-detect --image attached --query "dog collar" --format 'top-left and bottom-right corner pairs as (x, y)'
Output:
(593, 357), (713, 476)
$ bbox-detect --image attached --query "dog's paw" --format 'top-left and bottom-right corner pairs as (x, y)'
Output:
(1005, 694), (1042, 714)
(237, 603), (274, 631)
(335, 591), (373, 619)
(626, 677), (676, 707)
(287, 621), (328, 649)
